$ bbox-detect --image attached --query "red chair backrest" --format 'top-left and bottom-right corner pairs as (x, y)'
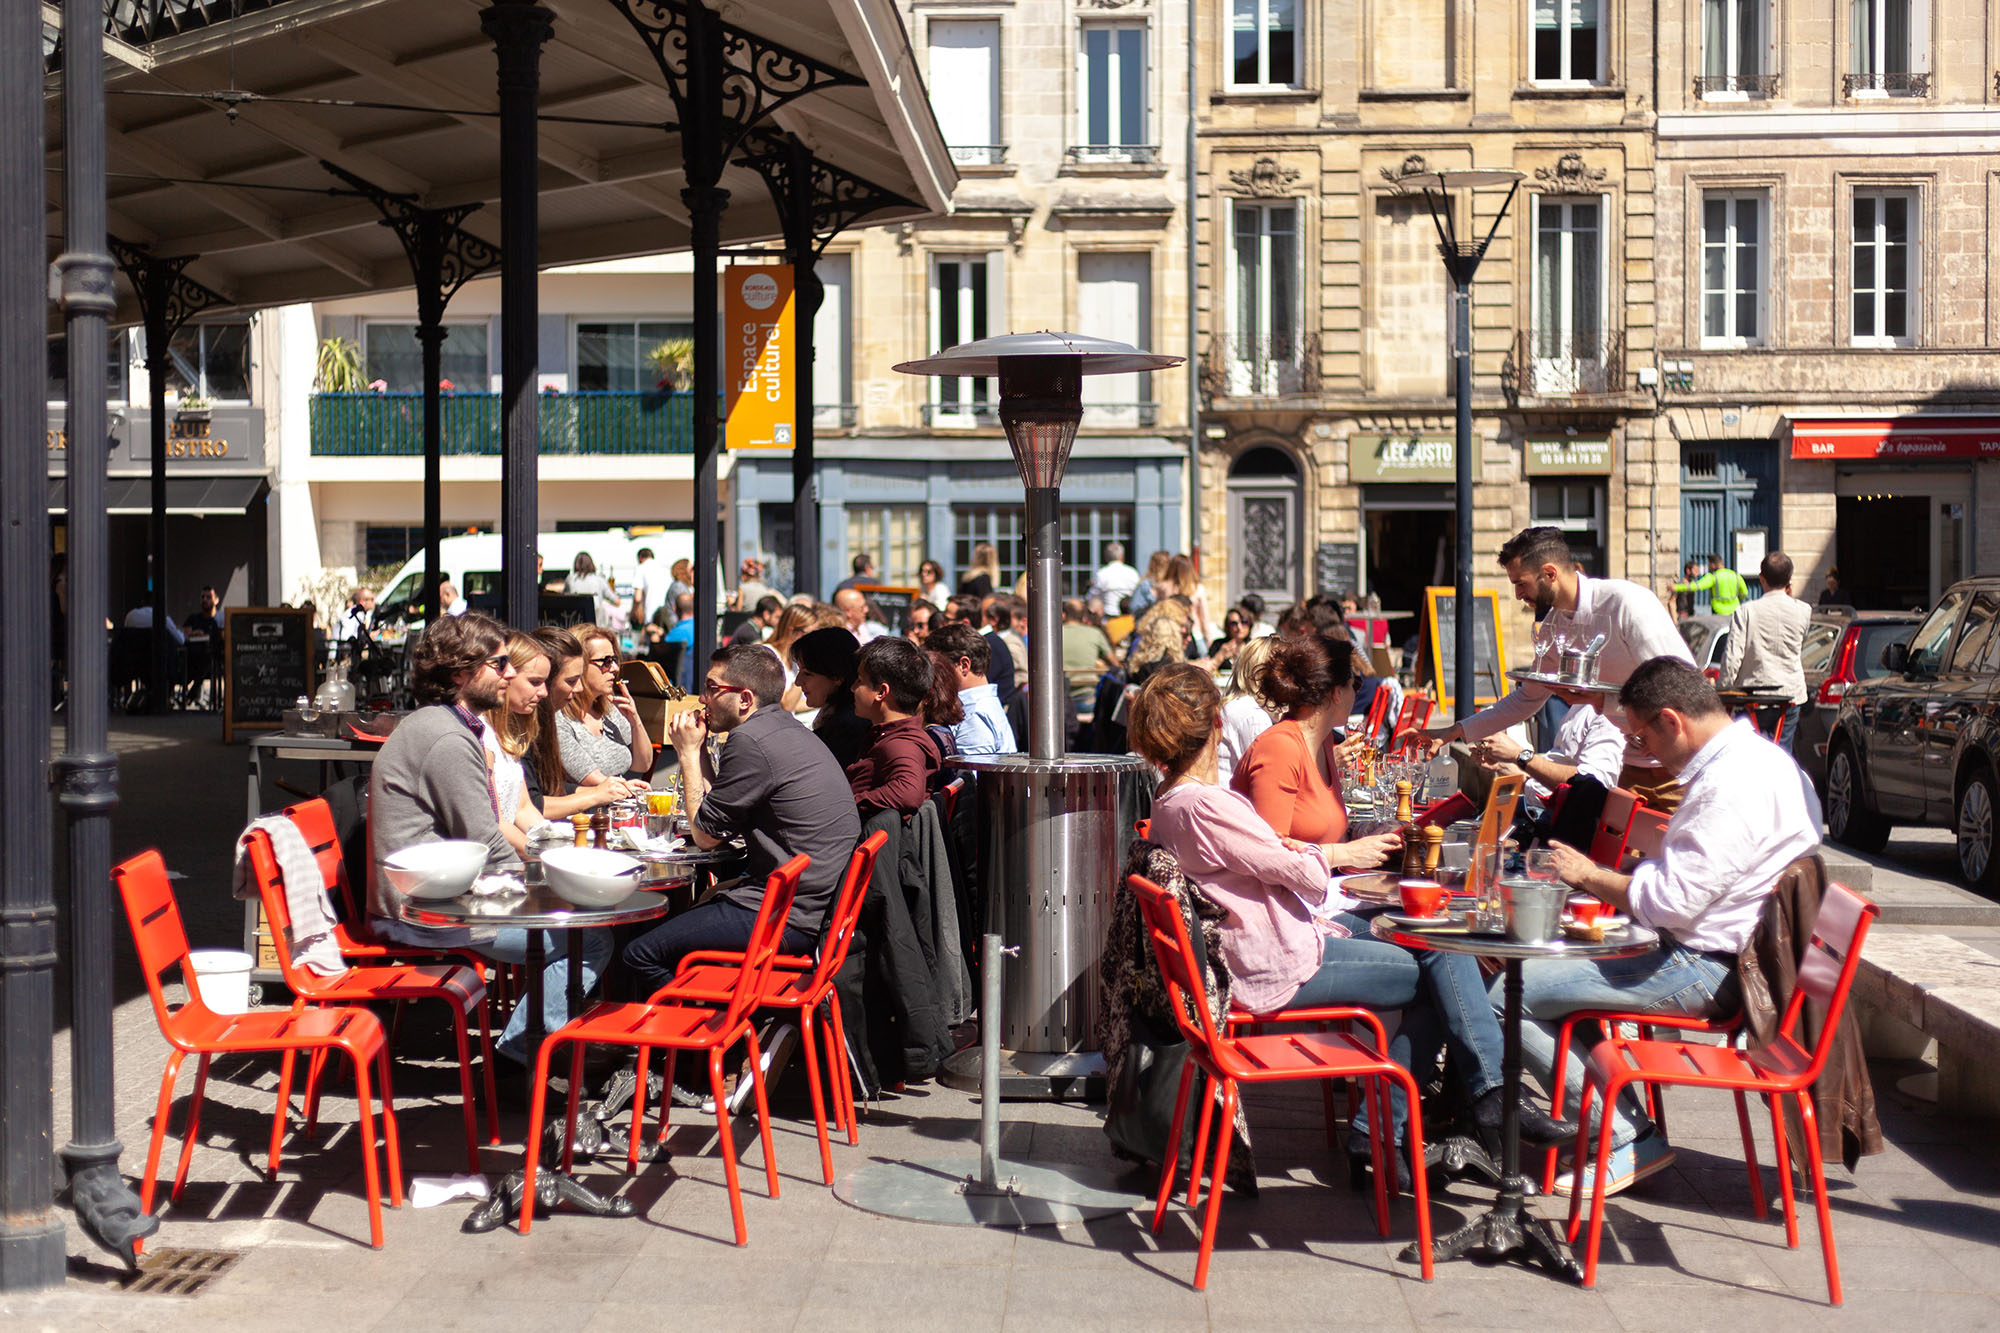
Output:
(1134, 818), (1151, 840)
(1128, 875), (1225, 1055)
(1624, 807), (1670, 862)
(807, 832), (888, 992)
(1363, 686), (1394, 747)
(242, 828), (304, 983)
(283, 798), (362, 925)
(114, 849), (203, 1039)
(1773, 883), (1878, 1086)
(711, 854), (808, 1034)
(1587, 787), (1640, 866)
(939, 777), (965, 826)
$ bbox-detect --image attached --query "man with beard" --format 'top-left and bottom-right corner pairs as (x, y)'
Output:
(368, 612), (614, 1070)
(1424, 526), (1692, 807)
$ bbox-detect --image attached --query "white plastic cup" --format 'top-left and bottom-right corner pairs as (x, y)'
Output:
(187, 949), (255, 1014)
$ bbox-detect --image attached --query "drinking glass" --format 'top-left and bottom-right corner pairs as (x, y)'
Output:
(644, 812), (674, 842)
(297, 694), (319, 725)
(1523, 848), (1560, 884)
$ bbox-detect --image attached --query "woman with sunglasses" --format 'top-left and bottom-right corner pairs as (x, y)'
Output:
(481, 632), (555, 856)
(556, 626), (654, 788)
(526, 627), (638, 822)
(917, 559), (950, 610)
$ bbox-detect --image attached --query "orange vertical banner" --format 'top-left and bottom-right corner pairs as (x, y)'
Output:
(724, 264), (794, 450)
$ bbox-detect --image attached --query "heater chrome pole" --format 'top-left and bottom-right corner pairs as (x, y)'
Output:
(1023, 486), (1064, 761)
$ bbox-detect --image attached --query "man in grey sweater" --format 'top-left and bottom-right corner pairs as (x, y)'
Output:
(370, 612), (612, 1068)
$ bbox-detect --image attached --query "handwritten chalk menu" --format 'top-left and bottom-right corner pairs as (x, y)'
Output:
(225, 607), (315, 743)
(1423, 587), (1507, 711)
(1314, 542), (1360, 599)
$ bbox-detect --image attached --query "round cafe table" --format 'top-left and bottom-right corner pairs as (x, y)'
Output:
(1370, 914), (1660, 1281)
(401, 883), (681, 1232)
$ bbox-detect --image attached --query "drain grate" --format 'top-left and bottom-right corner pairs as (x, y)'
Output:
(123, 1247), (242, 1296)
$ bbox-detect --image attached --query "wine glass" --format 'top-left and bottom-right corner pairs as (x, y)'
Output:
(1523, 848), (1561, 884)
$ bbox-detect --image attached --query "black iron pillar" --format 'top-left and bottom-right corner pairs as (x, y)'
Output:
(609, 0), (864, 645)
(735, 129), (914, 602)
(0, 0), (63, 1291)
(108, 241), (230, 714)
(322, 163), (500, 621)
(483, 1), (553, 630)
(55, 0), (158, 1270)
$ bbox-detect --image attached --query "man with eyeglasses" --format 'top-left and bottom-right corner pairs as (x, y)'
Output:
(369, 612), (613, 1073)
(1506, 656), (1821, 1197)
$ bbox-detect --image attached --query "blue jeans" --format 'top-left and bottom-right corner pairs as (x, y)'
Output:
(371, 917), (614, 1066)
(1292, 914), (1506, 1145)
(1495, 943), (1735, 1149)
(622, 897), (813, 1001)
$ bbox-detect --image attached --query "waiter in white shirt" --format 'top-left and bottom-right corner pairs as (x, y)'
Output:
(1722, 550), (1813, 755)
(1517, 657), (1823, 1194)
(1425, 526), (1694, 810)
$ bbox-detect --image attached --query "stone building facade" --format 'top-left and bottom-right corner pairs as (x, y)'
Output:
(1190, 0), (1664, 665)
(1654, 0), (2000, 612)
(731, 0), (1195, 601)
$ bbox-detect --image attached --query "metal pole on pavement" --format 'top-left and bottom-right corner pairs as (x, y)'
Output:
(0, 0), (64, 1288)
(1452, 274), (1475, 722)
(55, 0), (157, 1268)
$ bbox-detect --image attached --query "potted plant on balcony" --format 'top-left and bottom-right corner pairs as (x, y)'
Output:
(647, 337), (694, 393)
(174, 391), (212, 427)
(315, 335), (365, 392)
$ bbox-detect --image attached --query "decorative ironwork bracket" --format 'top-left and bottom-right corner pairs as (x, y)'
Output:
(319, 161), (500, 325)
(108, 237), (233, 351)
(606, 0), (864, 179)
(733, 126), (917, 258)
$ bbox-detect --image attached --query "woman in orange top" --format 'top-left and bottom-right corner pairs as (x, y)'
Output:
(1232, 629), (1399, 869)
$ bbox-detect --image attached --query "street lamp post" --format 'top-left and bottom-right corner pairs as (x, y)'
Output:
(1398, 170), (1522, 720)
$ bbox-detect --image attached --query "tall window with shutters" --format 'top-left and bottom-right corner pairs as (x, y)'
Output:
(929, 19), (1004, 165)
(929, 255), (999, 424)
(1531, 0), (1603, 85)
(1851, 191), (1916, 347)
(1531, 196), (1605, 393)
(1699, 0), (1770, 97)
(1075, 22), (1151, 163)
(1228, 201), (1302, 396)
(1700, 191), (1766, 347)
(1078, 253), (1152, 427)
(1230, 0), (1300, 89)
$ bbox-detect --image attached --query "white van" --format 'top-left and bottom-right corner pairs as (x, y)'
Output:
(373, 527), (694, 627)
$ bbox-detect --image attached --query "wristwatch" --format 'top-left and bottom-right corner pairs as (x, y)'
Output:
(1515, 747), (1535, 766)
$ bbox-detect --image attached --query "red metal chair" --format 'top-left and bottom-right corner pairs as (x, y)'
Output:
(1128, 874), (1433, 1289)
(1585, 787), (1640, 868)
(1623, 806), (1670, 864)
(284, 798), (492, 971)
(1361, 683), (1395, 748)
(939, 776), (965, 825)
(1388, 694), (1434, 756)
(1134, 818), (1151, 839)
(243, 827), (500, 1173)
(519, 854), (809, 1244)
(657, 831), (889, 1183)
(1563, 884), (1878, 1304)
(116, 850), (403, 1249)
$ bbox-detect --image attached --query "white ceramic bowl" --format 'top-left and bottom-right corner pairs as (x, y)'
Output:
(380, 840), (488, 900)
(540, 845), (642, 909)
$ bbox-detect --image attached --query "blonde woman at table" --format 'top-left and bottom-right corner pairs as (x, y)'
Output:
(480, 632), (554, 857)
(528, 625), (641, 823)
(1214, 632), (1279, 786)
(558, 626), (654, 784)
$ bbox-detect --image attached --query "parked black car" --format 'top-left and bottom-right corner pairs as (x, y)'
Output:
(1795, 608), (1923, 791)
(1825, 578), (2000, 893)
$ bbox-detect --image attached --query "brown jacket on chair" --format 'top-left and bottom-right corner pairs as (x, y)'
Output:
(1733, 853), (1884, 1170)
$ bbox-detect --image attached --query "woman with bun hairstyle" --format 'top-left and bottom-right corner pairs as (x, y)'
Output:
(1231, 629), (1400, 869)
(789, 625), (871, 770)
(1132, 663), (1576, 1180)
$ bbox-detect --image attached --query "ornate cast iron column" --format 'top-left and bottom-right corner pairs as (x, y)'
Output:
(735, 129), (913, 600)
(109, 239), (231, 714)
(55, 0), (159, 1270)
(0, 0), (63, 1289)
(483, 1), (553, 629)
(609, 0), (861, 658)
(322, 163), (501, 620)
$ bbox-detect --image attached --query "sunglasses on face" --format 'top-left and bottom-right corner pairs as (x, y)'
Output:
(588, 654), (618, 671)
(484, 654), (515, 675)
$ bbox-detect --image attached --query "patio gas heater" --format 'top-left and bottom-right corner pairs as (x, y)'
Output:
(834, 332), (1179, 1225)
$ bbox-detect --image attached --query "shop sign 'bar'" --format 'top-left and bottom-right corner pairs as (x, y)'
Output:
(725, 264), (795, 451)
(1791, 418), (2000, 461)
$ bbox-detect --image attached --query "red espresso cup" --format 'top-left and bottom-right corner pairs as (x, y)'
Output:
(1398, 880), (1449, 918)
(1570, 897), (1607, 926)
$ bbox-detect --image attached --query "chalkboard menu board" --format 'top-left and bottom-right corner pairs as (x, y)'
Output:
(224, 607), (315, 743)
(1423, 587), (1508, 711)
(1314, 541), (1360, 599)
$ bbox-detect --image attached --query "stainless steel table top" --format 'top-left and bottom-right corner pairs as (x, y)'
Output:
(397, 885), (673, 930)
(1370, 914), (1659, 961)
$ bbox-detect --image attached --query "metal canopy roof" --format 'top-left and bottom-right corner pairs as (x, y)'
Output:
(46, 0), (955, 322)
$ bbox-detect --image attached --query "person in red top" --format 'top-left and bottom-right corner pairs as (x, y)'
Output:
(1232, 629), (1399, 869)
(847, 637), (941, 816)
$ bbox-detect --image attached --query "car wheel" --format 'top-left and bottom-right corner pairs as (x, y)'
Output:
(1825, 740), (1891, 852)
(1957, 766), (2000, 897)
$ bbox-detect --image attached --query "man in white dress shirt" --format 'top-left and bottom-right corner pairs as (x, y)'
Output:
(1722, 551), (1814, 754)
(1426, 526), (1694, 809)
(1519, 656), (1822, 1195)
(1472, 700), (1626, 801)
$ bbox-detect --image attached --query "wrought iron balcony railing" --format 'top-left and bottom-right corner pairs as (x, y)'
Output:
(1693, 72), (1781, 97)
(310, 390), (706, 457)
(922, 399), (998, 426)
(1843, 71), (1930, 97)
(1503, 330), (1627, 401)
(1202, 333), (1321, 401)
(947, 145), (1009, 167)
(1065, 144), (1162, 166)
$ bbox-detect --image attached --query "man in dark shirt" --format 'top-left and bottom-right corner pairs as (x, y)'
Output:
(623, 643), (862, 999)
(847, 637), (940, 815)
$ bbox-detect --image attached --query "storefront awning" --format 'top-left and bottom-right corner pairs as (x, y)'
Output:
(1790, 418), (2000, 461)
(47, 475), (269, 516)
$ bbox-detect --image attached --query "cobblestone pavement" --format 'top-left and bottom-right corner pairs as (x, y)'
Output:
(5, 716), (1997, 1330)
